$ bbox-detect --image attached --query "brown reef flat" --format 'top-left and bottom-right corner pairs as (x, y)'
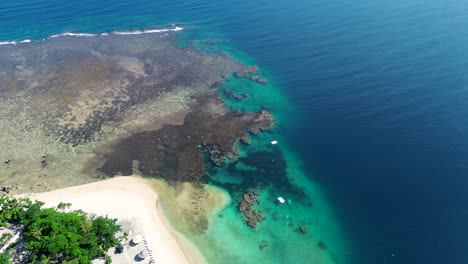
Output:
(97, 95), (274, 182)
(0, 31), (268, 193)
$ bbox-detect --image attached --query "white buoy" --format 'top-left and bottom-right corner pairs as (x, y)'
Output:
(277, 197), (286, 204)
(271, 140), (278, 145)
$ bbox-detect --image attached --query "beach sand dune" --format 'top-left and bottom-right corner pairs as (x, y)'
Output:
(22, 176), (206, 264)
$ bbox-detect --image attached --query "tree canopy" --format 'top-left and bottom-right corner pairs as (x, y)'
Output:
(0, 196), (121, 263)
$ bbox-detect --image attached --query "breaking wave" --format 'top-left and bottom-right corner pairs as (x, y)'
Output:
(112, 26), (183, 35)
(0, 25), (184, 46)
(49, 32), (98, 38)
(0, 41), (17, 45)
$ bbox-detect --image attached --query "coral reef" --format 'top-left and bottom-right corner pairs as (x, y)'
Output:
(247, 110), (276, 135)
(0, 31), (264, 192)
(238, 189), (265, 229)
(98, 95), (275, 182)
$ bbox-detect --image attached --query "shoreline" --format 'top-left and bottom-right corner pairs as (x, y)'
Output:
(19, 176), (207, 264)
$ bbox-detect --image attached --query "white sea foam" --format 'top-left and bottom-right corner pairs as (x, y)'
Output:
(0, 41), (16, 45)
(112, 30), (144, 35)
(49, 32), (97, 39)
(112, 26), (184, 35)
(0, 26), (184, 46)
(63, 32), (97, 37)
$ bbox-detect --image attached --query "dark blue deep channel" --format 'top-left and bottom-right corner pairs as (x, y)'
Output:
(2, 0), (468, 263)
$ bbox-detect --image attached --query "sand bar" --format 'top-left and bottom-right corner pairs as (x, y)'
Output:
(20, 176), (206, 264)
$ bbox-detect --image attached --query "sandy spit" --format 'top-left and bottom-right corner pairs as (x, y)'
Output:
(21, 176), (207, 264)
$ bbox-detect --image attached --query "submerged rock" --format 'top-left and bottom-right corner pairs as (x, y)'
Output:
(223, 88), (250, 101)
(317, 241), (327, 250)
(248, 110), (276, 135)
(238, 189), (265, 229)
(250, 75), (260, 81)
(234, 65), (258, 78)
(224, 88), (244, 101)
(248, 75), (268, 84)
(296, 224), (309, 235)
(234, 72), (248, 78)
(246, 65), (258, 74)
(259, 240), (269, 250)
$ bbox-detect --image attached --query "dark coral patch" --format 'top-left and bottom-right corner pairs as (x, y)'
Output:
(98, 99), (275, 183)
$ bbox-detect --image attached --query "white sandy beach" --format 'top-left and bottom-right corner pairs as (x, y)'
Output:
(21, 176), (206, 264)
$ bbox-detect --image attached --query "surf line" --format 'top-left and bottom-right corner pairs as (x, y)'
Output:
(0, 26), (184, 46)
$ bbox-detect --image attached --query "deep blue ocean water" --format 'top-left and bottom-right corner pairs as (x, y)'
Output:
(2, 0), (468, 263)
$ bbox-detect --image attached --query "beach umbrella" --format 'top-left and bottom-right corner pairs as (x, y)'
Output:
(138, 250), (148, 260)
(132, 235), (143, 244)
(116, 245), (124, 254)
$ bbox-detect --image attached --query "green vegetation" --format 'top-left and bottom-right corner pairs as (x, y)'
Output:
(0, 196), (121, 263)
(0, 251), (11, 264)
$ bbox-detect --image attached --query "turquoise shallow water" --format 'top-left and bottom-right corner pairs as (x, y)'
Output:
(3, 0), (468, 263)
(0, 1), (352, 263)
(197, 73), (350, 263)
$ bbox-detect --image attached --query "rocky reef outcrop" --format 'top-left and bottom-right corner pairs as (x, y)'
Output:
(295, 224), (309, 235)
(259, 240), (269, 250)
(234, 65), (268, 84)
(247, 110), (276, 135)
(238, 189), (265, 229)
(234, 65), (258, 78)
(249, 75), (268, 84)
(224, 88), (249, 101)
